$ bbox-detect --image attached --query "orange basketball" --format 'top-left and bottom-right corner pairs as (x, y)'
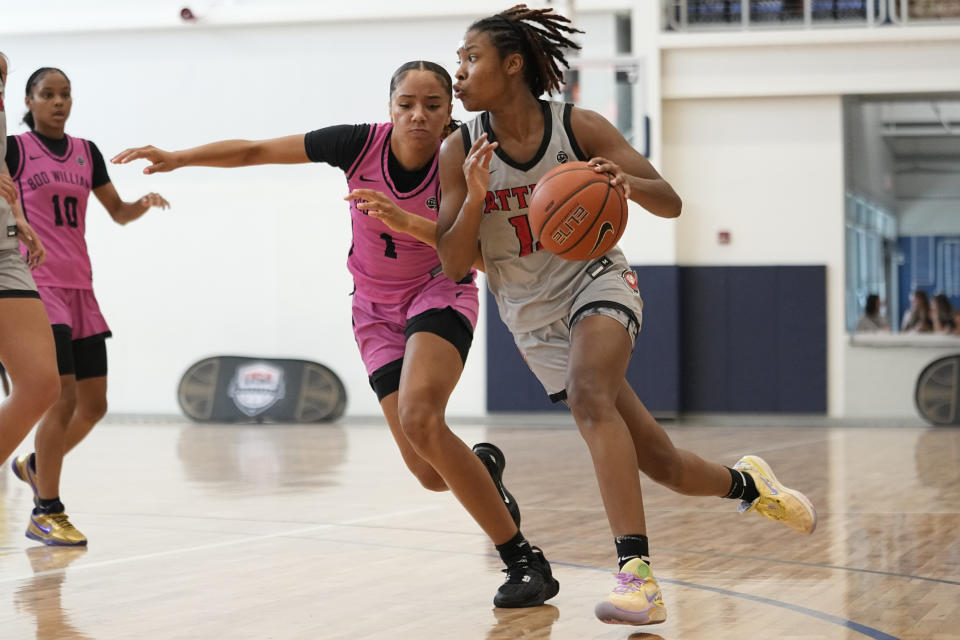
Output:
(528, 161), (628, 261)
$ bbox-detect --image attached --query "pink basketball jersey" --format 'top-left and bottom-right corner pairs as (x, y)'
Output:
(344, 123), (472, 303)
(13, 132), (95, 289)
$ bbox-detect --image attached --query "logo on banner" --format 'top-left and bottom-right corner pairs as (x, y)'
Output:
(227, 363), (286, 417)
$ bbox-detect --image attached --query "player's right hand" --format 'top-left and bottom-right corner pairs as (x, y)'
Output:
(0, 174), (18, 207)
(111, 145), (179, 174)
(463, 133), (498, 200)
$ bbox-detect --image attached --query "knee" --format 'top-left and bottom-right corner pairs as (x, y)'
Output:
(398, 403), (445, 456)
(77, 394), (108, 423)
(566, 380), (616, 431)
(8, 368), (60, 416)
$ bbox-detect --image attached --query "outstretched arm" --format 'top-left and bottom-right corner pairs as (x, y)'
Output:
(571, 107), (681, 219)
(436, 131), (496, 282)
(111, 135), (310, 174)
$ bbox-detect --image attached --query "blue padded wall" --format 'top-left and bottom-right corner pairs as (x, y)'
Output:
(486, 266), (681, 414)
(486, 265), (826, 414)
(679, 266), (827, 412)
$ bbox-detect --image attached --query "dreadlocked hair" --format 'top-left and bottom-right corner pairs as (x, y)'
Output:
(469, 4), (582, 97)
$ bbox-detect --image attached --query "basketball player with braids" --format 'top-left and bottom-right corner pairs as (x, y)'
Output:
(438, 5), (818, 625)
(113, 61), (552, 608)
(0, 52), (60, 497)
(7, 66), (170, 546)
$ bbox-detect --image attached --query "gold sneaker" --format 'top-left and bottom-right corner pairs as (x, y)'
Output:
(594, 558), (667, 626)
(11, 453), (40, 502)
(26, 512), (88, 546)
(734, 455), (817, 534)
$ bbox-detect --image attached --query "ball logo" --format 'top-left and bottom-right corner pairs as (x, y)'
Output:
(77, 156), (85, 166)
(227, 363), (286, 417)
(622, 269), (639, 293)
(556, 150), (568, 164)
(426, 196), (439, 211)
(550, 205), (591, 246)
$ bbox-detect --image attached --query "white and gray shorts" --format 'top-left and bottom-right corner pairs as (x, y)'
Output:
(0, 248), (39, 298)
(513, 262), (643, 400)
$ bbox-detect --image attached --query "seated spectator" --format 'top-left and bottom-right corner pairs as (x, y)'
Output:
(901, 290), (933, 333)
(932, 293), (960, 335)
(856, 293), (890, 333)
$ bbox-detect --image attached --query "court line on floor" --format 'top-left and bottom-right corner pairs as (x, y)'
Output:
(657, 546), (960, 587)
(557, 560), (903, 640)
(0, 504), (442, 585)
(43, 509), (958, 587)
(0, 523), (906, 640)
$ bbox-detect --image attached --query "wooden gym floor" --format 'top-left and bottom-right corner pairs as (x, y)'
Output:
(0, 415), (957, 639)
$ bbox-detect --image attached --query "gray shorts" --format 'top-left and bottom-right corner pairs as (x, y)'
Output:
(513, 265), (643, 399)
(0, 248), (38, 297)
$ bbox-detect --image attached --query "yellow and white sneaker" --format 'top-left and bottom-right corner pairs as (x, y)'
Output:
(11, 453), (40, 502)
(26, 512), (88, 547)
(734, 455), (817, 534)
(594, 558), (667, 626)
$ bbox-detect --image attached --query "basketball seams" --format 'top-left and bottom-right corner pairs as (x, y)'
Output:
(534, 176), (609, 239)
(554, 179), (613, 257)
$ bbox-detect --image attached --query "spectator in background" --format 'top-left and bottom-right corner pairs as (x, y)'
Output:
(932, 293), (960, 335)
(856, 294), (890, 333)
(902, 290), (933, 333)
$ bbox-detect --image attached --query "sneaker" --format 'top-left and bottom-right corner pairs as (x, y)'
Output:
(734, 455), (817, 534)
(594, 558), (667, 626)
(26, 511), (88, 547)
(11, 453), (40, 503)
(494, 546), (560, 608)
(473, 442), (521, 528)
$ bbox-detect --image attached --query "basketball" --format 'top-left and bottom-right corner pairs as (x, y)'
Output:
(528, 161), (628, 261)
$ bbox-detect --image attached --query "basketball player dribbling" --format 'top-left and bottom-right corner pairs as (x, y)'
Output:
(112, 60), (557, 608)
(437, 5), (818, 625)
(6, 66), (170, 546)
(0, 51), (60, 495)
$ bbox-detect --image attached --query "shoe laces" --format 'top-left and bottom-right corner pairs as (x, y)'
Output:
(47, 513), (78, 532)
(612, 571), (649, 595)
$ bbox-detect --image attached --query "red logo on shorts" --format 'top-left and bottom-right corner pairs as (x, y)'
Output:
(622, 270), (639, 293)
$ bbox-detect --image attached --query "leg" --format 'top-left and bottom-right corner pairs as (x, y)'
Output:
(566, 314), (646, 537)
(62, 376), (107, 455)
(397, 331), (517, 544)
(34, 374), (76, 501)
(616, 381), (730, 496)
(0, 298), (59, 462)
(379, 389), (448, 492)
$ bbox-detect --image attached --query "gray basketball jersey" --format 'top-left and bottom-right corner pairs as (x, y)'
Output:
(462, 101), (628, 332)
(0, 74), (16, 251)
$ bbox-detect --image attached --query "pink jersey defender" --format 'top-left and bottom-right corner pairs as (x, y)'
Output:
(12, 132), (95, 290)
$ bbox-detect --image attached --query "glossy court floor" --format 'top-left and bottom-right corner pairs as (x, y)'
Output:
(0, 415), (957, 640)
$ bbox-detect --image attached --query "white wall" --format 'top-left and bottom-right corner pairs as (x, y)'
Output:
(2, 18), (487, 416)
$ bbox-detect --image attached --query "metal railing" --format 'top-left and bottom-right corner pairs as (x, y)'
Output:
(664, 0), (960, 30)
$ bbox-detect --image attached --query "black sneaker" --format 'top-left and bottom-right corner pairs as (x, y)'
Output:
(472, 442), (521, 527)
(494, 546), (560, 608)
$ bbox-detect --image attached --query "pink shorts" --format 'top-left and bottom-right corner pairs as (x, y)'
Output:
(38, 286), (112, 340)
(352, 273), (479, 375)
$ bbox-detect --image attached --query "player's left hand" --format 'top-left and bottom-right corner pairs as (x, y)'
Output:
(345, 189), (411, 234)
(588, 157), (631, 199)
(139, 193), (170, 210)
(17, 220), (47, 269)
